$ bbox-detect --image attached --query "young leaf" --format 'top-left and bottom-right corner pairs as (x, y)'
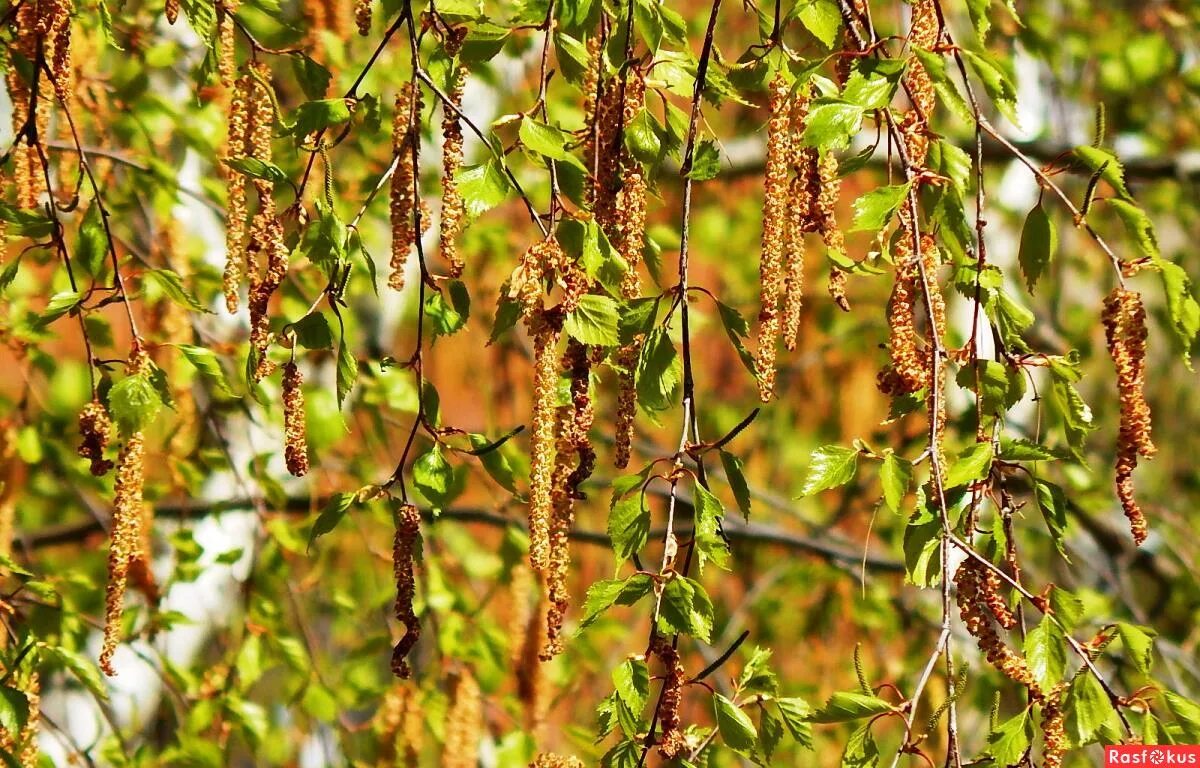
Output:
(177, 344), (236, 398)
(1025, 618), (1067, 692)
(720, 450), (752, 520)
(879, 452), (912, 513)
(578, 575), (654, 631)
(608, 492), (650, 562)
(1115, 622), (1155, 675)
(564, 294), (620, 346)
(307, 492), (355, 549)
(1018, 201), (1057, 291)
(986, 711), (1031, 766)
(797, 445), (859, 497)
(713, 694), (757, 753)
(413, 445), (454, 507)
(944, 442), (994, 489)
(293, 98), (353, 136)
(850, 183), (911, 233)
(1066, 672), (1115, 745)
(810, 691), (894, 723)
(612, 658), (650, 716)
(658, 576), (714, 642)
(109, 372), (164, 435)
(457, 160), (513, 218)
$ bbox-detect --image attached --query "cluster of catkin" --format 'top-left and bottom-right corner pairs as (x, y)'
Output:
(6, 0), (74, 209)
(389, 82), (428, 292)
(100, 343), (153, 676)
(586, 50), (649, 468)
(1102, 288), (1155, 545)
(391, 502), (421, 678)
(954, 559), (1038, 693)
(754, 74), (845, 401)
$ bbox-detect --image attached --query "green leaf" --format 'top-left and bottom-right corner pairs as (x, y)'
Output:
(291, 313), (334, 350)
(625, 110), (662, 165)
(1116, 622), (1155, 675)
(760, 705), (785, 761)
(1109, 199), (1160, 260)
(912, 48), (972, 122)
(715, 300), (757, 374)
(840, 720), (878, 768)
(850, 183), (911, 233)
(811, 692), (894, 723)
(795, 0), (841, 48)
(177, 344), (236, 398)
(97, 0), (124, 48)
(1018, 201), (1057, 291)
(944, 442), (993, 489)
(776, 698), (814, 748)
(714, 694), (757, 753)
(413, 445), (454, 507)
(578, 574), (654, 631)
(802, 101), (863, 150)
(720, 450), (752, 520)
(617, 296), (659, 344)
(1035, 480), (1070, 561)
(658, 576), (714, 642)
(519, 118), (584, 170)
(1074, 145), (1131, 200)
(1049, 586), (1084, 632)
(293, 98), (352, 136)
(688, 140), (721, 180)
(879, 452), (912, 513)
(307, 492), (355, 549)
(145, 268), (209, 313)
(962, 49), (1018, 124)
(1025, 619), (1066, 692)
(903, 500), (942, 588)
(426, 284), (470, 338)
(1066, 672), (1115, 745)
(692, 483), (731, 572)
(608, 492), (650, 562)
(1163, 692), (1200, 741)
(456, 161), (513, 218)
(0, 254), (22, 293)
(291, 53), (332, 100)
(76, 203), (108, 278)
(0, 686), (29, 733)
(38, 290), (84, 325)
(986, 711), (1030, 766)
(225, 156), (289, 186)
(1156, 258), (1200, 365)
(635, 329), (682, 412)
(41, 645), (107, 700)
(797, 445), (859, 497)
(612, 659), (650, 716)
(998, 438), (1064, 462)
(564, 294), (620, 346)
(841, 59), (905, 111)
(109, 371), (164, 435)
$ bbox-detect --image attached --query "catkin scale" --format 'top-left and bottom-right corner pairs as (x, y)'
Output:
(282, 362), (309, 477)
(391, 502), (421, 678)
(755, 73), (792, 402)
(1103, 288), (1155, 545)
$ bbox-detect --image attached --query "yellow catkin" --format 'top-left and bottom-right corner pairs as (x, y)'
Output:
(590, 79), (624, 227)
(1103, 288), (1155, 545)
(782, 87), (815, 351)
(389, 83), (422, 292)
(391, 502), (421, 678)
(531, 755), (584, 768)
(581, 34), (603, 185)
(246, 213), (288, 381)
(508, 238), (569, 320)
(282, 361), (309, 477)
(223, 73), (251, 312)
(101, 346), (151, 677)
(354, 0), (371, 35)
(652, 635), (686, 759)
(612, 153), (647, 469)
(375, 684), (424, 767)
(755, 73), (792, 401)
(217, 3), (238, 91)
(439, 65), (467, 278)
(542, 341), (594, 660)
(441, 670), (482, 768)
(7, 2), (44, 210)
(516, 578), (551, 736)
(0, 421), (17, 577)
(526, 312), (561, 574)
(954, 560), (1038, 693)
(78, 399), (115, 476)
(165, 0), (180, 23)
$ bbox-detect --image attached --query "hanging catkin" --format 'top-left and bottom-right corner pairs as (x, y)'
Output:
(101, 344), (151, 676)
(526, 311), (561, 575)
(1041, 688), (1068, 768)
(755, 73), (792, 401)
(282, 361), (309, 477)
(389, 83), (422, 291)
(246, 213), (288, 382)
(223, 73), (251, 312)
(391, 502), (421, 678)
(651, 634), (686, 759)
(439, 63), (467, 278)
(1102, 288), (1155, 545)
(441, 669), (482, 768)
(781, 86), (815, 351)
(354, 0), (371, 35)
(954, 560), (1038, 693)
(7, 2), (44, 209)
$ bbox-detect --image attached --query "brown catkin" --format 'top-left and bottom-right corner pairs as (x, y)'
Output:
(955, 560), (1038, 693)
(101, 346), (151, 677)
(877, 230), (929, 396)
(78, 399), (115, 476)
(1103, 288), (1155, 545)
(441, 670), (482, 768)
(246, 212), (288, 381)
(439, 65), (467, 278)
(217, 3), (238, 90)
(7, 2), (44, 209)
(391, 502), (421, 678)
(47, 0), (74, 104)
(1041, 688), (1067, 768)
(354, 0), (371, 35)
(165, 0), (179, 23)
(612, 160), (647, 468)
(282, 362), (309, 477)
(652, 635), (686, 759)
(389, 83), (422, 291)
(526, 312), (561, 574)
(516, 579), (551, 735)
(542, 340), (594, 660)
(223, 73), (251, 312)
(755, 73), (792, 401)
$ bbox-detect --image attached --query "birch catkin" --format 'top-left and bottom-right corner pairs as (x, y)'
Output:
(78, 399), (115, 476)
(282, 361), (309, 477)
(526, 312), (561, 574)
(442, 670), (482, 768)
(390, 84), (423, 291)
(754, 73), (792, 402)
(439, 65), (467, 278)
(1103, 288), (1155, 545)
(391, 502), (421, 678)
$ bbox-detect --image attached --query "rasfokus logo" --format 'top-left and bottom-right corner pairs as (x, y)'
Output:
(1106, 746), (1200, 765)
